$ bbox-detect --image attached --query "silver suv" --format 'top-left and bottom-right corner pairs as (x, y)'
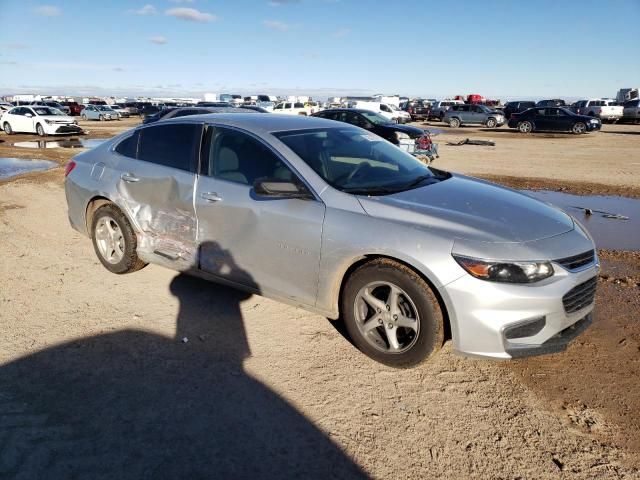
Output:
(623, 99), (640, 123)
(443, 104), (505, 128)
(65, 114), (597, 367)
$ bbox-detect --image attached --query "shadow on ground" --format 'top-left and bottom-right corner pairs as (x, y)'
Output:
(0, 242), (367, 479)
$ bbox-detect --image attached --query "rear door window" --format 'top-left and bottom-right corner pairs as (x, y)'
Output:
(137, 123), (201, 172)
(114, 132), (139, 158)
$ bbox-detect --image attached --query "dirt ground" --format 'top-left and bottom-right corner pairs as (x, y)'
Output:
(0, 117), (639, 479)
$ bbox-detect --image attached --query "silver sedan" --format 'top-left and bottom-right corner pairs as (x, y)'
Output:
(64, 114), (598, 367)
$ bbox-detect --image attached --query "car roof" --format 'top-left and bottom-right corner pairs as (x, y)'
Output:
(161, 112), (340, 133)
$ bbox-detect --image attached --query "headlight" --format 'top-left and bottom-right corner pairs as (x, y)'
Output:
(45, 119), (53, 124)
(453, 255), (554, 283)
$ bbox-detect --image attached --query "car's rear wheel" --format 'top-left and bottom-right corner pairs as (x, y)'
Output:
(486, 118), (497, 128)
(448, 117), (460, 128)
(572, 122), (587, 134)
(91, 204), (147, 274)
(518, 121), (533, 133)
(36, 123), (45, 137)
(3, 122), (13, 135)
(341, 259), (444, 368)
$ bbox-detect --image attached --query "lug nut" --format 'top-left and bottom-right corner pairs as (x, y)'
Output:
(378, 318), (383, 324)
(388, 323), (393, 329)
(393, 314), (398, 320)
(386, 305), (390, 311)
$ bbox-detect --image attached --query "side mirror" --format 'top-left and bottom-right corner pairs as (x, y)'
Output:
(25, 113), (33, 118)
(253, 179), (313, 200)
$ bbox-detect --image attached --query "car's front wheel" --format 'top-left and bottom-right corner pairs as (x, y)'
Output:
(91, 204), (147, 274)
(448, 117), (460, 128)
(572, 122), (587, 134)
(99, 114), (105, 121)
(486, 117), (497, 128)
(3, 122), (13, 135)
(341, 259), (444, 368)
(518, 120), (533, 133)
(36, 123), (45, 137)
(81, 114), (87, 120)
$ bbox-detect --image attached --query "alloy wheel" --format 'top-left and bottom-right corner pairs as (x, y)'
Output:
(353, 281), (420, 354)
(94, 215), (125, 264)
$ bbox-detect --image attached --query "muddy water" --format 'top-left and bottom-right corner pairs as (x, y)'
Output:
(11, 138), (105, 149)
(523, 190), (640, 250)
(0, 158), (57, 180)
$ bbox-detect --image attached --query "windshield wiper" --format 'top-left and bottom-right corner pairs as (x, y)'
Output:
(342, 186), (398, 196)
(399, 174), (435, 190)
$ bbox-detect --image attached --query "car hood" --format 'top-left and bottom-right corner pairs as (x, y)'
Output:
(356, 174), (574, 243)
(379, 123), (425, 138)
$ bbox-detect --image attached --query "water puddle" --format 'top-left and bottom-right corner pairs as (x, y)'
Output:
(0, 158), (58, 180)
(522, 190), (640, 250)
(10, 138), (105, 149)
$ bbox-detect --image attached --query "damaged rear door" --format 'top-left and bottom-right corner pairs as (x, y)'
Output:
(115, 121), (202, 270)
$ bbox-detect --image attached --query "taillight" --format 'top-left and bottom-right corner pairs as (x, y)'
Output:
(64, 160), (77, 177)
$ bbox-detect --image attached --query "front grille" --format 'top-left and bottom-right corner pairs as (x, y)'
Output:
(554, 250), (595, 271)
(563, 277), (597, 314)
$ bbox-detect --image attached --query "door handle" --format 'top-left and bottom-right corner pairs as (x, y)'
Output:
(120, 172), (140, 183)
(200, 192), (222, 202)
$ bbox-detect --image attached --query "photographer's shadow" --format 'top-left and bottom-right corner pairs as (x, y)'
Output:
(0, 241), (367, 479)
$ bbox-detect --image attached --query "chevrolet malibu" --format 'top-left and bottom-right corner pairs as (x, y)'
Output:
(64, 114), (598, 367)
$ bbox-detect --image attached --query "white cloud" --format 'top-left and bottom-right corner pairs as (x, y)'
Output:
(268, 0), (301, 5)
(263, 20), (291, 31)
(149, 36), (167, 45)
(331, 28), (350, 38)
(165, 7), (217, 22)
(33, 5), (61, 17)
(131, 4), (157, 15)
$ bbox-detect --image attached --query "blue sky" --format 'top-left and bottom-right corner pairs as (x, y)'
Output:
(0, 0), (638, 100)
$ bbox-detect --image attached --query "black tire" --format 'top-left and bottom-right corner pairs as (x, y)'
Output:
(81, 114), (87, 121)
(36, 123), (45, 137)
(99, 114), (104, 122)
(572, 122), (587, 134)
(486, 117), (497, 128)
(341, 259), (444, 368)
(439, 112), (444, 121)
(518, 120), (533, 133)
(91, 204), (147, 274)
(3, 122), (13, 135)
(448, 117), (460, 128)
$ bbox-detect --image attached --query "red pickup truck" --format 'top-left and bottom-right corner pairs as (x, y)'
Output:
(61, 102), (84, 116)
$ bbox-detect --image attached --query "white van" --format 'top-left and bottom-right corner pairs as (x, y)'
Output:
(352, 101), (411, 123)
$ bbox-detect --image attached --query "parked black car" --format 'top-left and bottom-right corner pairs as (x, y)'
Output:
(404, 100), (430, 121)
(196, 101), (233, 108)
(502, 101), (536, 119)
(507, 107), (601, 134)
(311, 108), (426, 144)
(536, 99), (567, 108)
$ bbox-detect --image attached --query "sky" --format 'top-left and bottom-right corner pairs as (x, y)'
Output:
(0, 0), (639, 100)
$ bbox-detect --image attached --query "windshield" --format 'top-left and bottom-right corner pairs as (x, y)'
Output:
(360, 110), (392, 125)
(274, 127), (443, 195)
(388, 104), (400, 111)
(98, 106), (114, 111)
(32, 107), (64, 116)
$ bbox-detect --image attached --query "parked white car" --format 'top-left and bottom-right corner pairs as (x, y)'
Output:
(272, 101), (309, 115)
(574, 99), (623, 123)
(352, 101), (409, 123)
(1, 106), (81, 136)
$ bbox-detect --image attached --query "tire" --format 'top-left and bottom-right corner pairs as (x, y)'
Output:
(572, 122), (587, 134)
(99, 115), (104, 122)
(81, 114), (87, 121)
(448, 117), (460, 128)
(486, 117), (497, 128)
(3, 122), (13, 135)
(36, 123), (45, 137)
(518, 121), (533, 133)
(91, 204), (147, 274)
(341, 259), (444, 368)
(439, 112), (445, 121)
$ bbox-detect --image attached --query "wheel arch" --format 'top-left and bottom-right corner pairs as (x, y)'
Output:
(85, 196), (117, 238)
(335, 254), (452, 342)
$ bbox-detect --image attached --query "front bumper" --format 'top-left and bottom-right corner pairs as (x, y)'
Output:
(45, 123), (83, 135)
(444, 261), (598, 359)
